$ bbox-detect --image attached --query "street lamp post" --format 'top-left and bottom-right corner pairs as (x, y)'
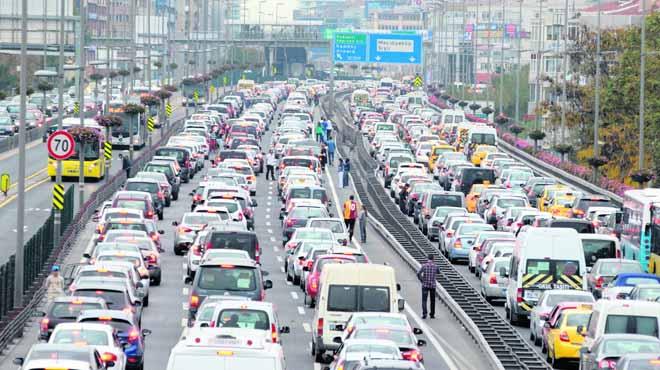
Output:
(593, 0), (602, 179)
(15, 0), (28, 306)
(534, 0), (544, 131)
(638, 0), (647, 171)
(54, 0), (66, 247)
(78, 0), (86, 208)
(515, 0), (522, 124)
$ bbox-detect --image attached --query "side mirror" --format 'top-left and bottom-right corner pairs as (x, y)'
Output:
(172, 221), (179, 226)
(577, 325), (585, 336)
(13, 358), (24, 366)
(142, 329), (152, 337)
(136, 281), (144, 288)
(328, 212), (334, 218)
(332, 336), (343, 344)
(279, 213), (284, 220)
(616, 292), (629, 300)
(200, 323), (209, 328)
(303, 266), (310, 271)
(189, 192), (194, 196)
(158, 230), (164, 234)
(279, 326), (290, 334)
(83, 252), (91, 259)
(263, 280), (273, 290)
(184, 276), (193, 285)
(413, 327), (423, 335)
(396, 283), (401, 291)
(252, 200), (258, 207)
(417, 339), (427, 347)
(397, 298), (405, 311)
(106, 361), (116, 368)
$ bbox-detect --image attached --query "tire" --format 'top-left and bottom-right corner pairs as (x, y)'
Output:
(293, 274), (300, 285)
(534, 333), (542, 346)
(152, 274), (161, 286)
(158, 211), (164, 220)
(509, 308), (520, 326)
(166, 198), (171, 207)
(143, 295), (149, 307)
(173, 246), (181, 256)
(172, 192), (179, 201)
(313, 342), (324, 363)
(469, 265), (475, 273)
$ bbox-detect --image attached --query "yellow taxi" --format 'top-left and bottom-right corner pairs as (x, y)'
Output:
(538, 184), (571, 212)
(427, 143), (455, 171)
(466, 183), (490, 213)
(547, 194), (576, 217)
(471, 145), (498, 166)
(545, 306), (592, 367)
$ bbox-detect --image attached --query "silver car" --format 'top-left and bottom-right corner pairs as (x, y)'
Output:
(528, 289), (595, 346)
(480, 256), (510, 302)
(305, 218), (350, 246)
(172, 212), (223, 255)
(426, 207), (467, 241)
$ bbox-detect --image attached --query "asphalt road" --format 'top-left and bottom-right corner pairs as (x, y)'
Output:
(0, 103), (489, 370)
(0, 100), (188, 265)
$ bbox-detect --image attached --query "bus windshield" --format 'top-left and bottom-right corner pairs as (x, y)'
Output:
(70, 140), (100, 160)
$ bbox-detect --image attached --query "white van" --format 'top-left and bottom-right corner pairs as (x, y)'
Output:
(440, 109), (465, 124)
(465, 126), (497, 149)
(167, 327), (286, 370)
(375, 122), (396, 135)
(504, 228), (587, 325)
(581, 299), (660, 350)
(311, 264), (404, 361)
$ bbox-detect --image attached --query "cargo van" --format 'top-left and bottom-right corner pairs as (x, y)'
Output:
(577, 234), (620, 271)
(167, 327), (286, 370)
(581, 299), (660, 350)
(504, 228), (586, 325)
(311, 264), (404, 362)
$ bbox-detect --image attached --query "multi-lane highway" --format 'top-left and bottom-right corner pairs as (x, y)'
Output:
(0, 101), (491, 370)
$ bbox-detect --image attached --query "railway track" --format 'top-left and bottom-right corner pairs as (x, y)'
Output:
(323, 91), (552, 370)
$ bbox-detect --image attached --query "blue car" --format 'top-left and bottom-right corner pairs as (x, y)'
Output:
(77, 309), (151, 370)
(602, 272), (660, 300)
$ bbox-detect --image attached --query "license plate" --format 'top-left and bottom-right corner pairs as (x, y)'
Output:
(211, 337), (240, 346)
(524, 290), (542, 301)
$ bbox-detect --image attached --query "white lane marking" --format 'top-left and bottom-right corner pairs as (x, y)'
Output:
(286, 280), (292, 286)
(273, 246), (280, 252)
(280, 266), (285, 273)
(266, 214), (271, 219)
(182, 263), (187, 270)
(291, 291), (299, 300)
(182, 302), (189, 310)
(266, 221), (271, 226)
(303, 323), (312, 333)
(324, 165), (345, 218)
(314, 363), (321, 370)
(403, 299), (461, 370)
(270, 236), (276, 242)
(182, 287), (189, 296)
(266, 207), (271, 212)
(181, 318), (188, 327)
(297, 306), (305, 315)
(268, 195), (272, 200)
(277, 256), (283, 263)
(267, 229), (273, 234)
(267, 202), (272, 206)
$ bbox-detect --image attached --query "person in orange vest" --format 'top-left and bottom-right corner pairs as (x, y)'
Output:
(343, 195), (360, 241)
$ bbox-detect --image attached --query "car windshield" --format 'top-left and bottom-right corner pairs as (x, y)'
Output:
(637, 287), (660, 300)
(50, 302), (104, 319)
(431, 194), (463, 208)
(104, 211), (141, 221)
(97, 255), (142, 266)
(114, 200), (146, 210)
(316, 258), (355, 272)
(602, 339), (660, 356)
(183, 214), (222, 225)
(217, 309), (270, 330)
(458, 224), (493, 235)
(565, 313), (591, 327)
(328, 285), (390, 312)
(310, 220), (344, 233)
(598, 262), (641, 276)
(582, 240), (617, 267)
(353, 328), (415, 346)
(155, 148), (184, 161)
(205, 201), (239, 213)
(546, 294), (593, 307)
(198, 266), (257, 291)
(106, 222), (147, 232)
(52, 329), (109, 345)
(144, 165), (172, 177)
(345, 343), (399, 357)
(526, 259), (580, 279)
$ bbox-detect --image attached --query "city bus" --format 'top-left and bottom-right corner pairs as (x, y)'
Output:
(621, 188), (660, 272)
(47, 118), (107, 181)
(108, 100), (146, 149)
(237, 79), (256, 93)
(650, 203), (660, 276)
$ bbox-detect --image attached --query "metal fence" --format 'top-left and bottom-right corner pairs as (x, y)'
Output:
(0, 126), (47, 154)
(0, 118), (183, 351)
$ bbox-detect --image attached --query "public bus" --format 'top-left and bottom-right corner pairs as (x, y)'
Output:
(621, 188), (660, 272)
(108, 100), (146, 149)
(47, 118), (107, 181)
(649, 203), (660, 276)
(237, 79), (256, 93)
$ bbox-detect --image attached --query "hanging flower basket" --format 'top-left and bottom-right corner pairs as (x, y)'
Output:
(89, 72), (104, 82)
(132, 66), (142, 73)
(441, 94), (451, 100)
(482, 106), (494, 115)
(494, 114), (508, 125)
(182, 77), (197, 86)
(96, 114), (123, 128)
(36, 81), (53, 92)
(509, 124), (524, 136)
(154, 89), (172, 100)
(123, 103), (145, 115)
(140, 94), (160, 107)
(168, 62), (178, 70)
(163, 84), (178, 92)
(458, 101), (468, 108)
(449, 97), (459, 104)
(69, 126), (100, 144)
(554, 144), (573, 155)
(108, 71), (118, 79)
(153, 61), (162, 68)
(433, 91), (441, 98)
(587, 156), (608, 168)
(630, 170), (655, 184)
(118, 69), (130, 77)
(469, 103), (481, 112)
(528, 130), (546, 141)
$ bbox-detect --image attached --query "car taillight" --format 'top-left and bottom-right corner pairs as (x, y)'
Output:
(402, 349), (422, 362)
(179, 226), (193, 233)
(453, 240), (462, 249)
(559, 331), (570, 342)
(192, 245), (202, 256)
(96, 224), (104, 234)
(157, 191), (164, 200)
(270, 323), (278, 343)
(595, 276), (604, 288)
(193, 194), (202, 202)
(147, 254), (157, 263)
(446, 231), (453, 237)
(97, 234), (105, 242)
(40, 317), (49, 332)
(146, 210), (154, 218)
(310, 277), (318, 292)
(247, 175), (256, 182)
(151, 233), (159, 242)
(101, 352), (117, 363)
(237, 212), (244, 221)
(489, 274), (498, 284)
(516, 288), (523, 303)
(317, 318), (323, 336)
(307, 260), (313, 269)
(491, 207), (497, 215)
(598, 359), (617, 369)
(616, 249), (621, 258)
(185, 159), (191, 168)
(189, 295), (200, 308)
(255, 241), (260, 263)
(286, 219), (294, 227)
(128, 329), (140, 342)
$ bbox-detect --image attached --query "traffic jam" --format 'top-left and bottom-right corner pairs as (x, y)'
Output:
(350, 78), (660, 370)
(10, 78), (436, 370)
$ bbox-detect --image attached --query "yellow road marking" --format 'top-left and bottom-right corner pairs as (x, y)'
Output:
(6, 167), (48, 190)
(0, 176), (50, 208)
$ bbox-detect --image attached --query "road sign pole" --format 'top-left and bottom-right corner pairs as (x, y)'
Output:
(15, 0), (28, 306)
(78, 1), (87, 209)
(54, 0), (66, 246)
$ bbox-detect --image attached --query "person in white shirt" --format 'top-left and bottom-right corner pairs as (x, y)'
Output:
(265, 150), (277, 180)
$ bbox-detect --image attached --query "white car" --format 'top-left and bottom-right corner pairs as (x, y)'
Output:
(48, 323), (126, 370)
(305, 218), (350, 246)
(186, 230), (209, 278)
(203, 198), (248, 229)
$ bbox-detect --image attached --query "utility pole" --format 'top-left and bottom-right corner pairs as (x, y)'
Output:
(78, 0), (87, 208)
(15, 0), (28, 306)
(560, 0), (569, 143)
(638, 0), (647, 171)
(486, 0), (492, 111)
(54, 0), (66, 246)
(43, 0), (48, 69)
(514, 0), (522, 124)
(593, 0), (601, 168)
(129, 0), (136, 162)
(534, 0), (543, 131)
(498, 0), (505, 115)
(147, 0), (153, 149)
(472, 0), (479, 104)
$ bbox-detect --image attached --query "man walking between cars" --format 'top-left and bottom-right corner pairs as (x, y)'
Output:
(45, 265), (65, 303)
(359, 205), (368, 243)
(417, 254), (440, 319)
(343, 195), (360, 241)
(265, 150), (277, 181)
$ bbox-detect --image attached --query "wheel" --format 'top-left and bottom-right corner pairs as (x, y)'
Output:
(509, 309), (520, 326)
(541, 339), (548, 354)
(158, 211), (164, 220)
(143, 295), (149, 307)
(551, 352), (562, 369)
(469, 264), (475, 273)
(166, 198), (171, 207)
(293, 274), (300, 285)
(152, 275), (161, 286)
(173, 246), (181, 256)
(534, 333), (542, 346)
(313, 342), (324, 363)
(172, 192), (179, 201)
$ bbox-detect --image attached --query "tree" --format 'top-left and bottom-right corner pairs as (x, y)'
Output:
(490, 65), (530, 119)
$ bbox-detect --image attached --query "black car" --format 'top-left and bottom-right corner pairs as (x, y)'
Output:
(0, 115), (16, 136)
(201, 225), (261, 263)
(36, 296), (107, 341)
(124, 178), (165, 218)
(154, 146), (192, 183)
(456, 168), (496, 194)
(547, 218), (595, 233)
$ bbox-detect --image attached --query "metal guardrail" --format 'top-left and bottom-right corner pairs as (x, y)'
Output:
(424, 104), (624, 207)
(323, 91), (551, 370)
(0, 125), (47, 154)
(0, 118), (184, 353)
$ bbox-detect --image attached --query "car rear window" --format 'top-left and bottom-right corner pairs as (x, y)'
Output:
(51, 328), (109, 345)
(27, 349), (90, 362)
(208, 232), (257, 259)
(431, 194), (463, 208)
(79, 318), (133, 333)
(577, 199), (613, 211)
(217, 309), (270, 330)
(327, 285), (390, 312)
(126, 182), (158, 193)
(353, 328), (415, 346)
(550, 221), (594, 233)
(604, 315), (659, 337)
(198, 266), (257, 291)
(582, 239), (617, 267)
(50, 302), (105, 318)
(155, 148), (186, 162)
(114, 199), (146, 210)
(74, 290), (126, 310)
(283, 158), (314, 168)
(290, 207), (326, 218)
(106, 222), (147, 232)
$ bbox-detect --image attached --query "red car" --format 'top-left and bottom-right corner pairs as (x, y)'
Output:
(303, 254), (357, 308)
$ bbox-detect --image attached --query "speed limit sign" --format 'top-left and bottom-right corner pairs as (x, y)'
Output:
(47, 130), (75, 160)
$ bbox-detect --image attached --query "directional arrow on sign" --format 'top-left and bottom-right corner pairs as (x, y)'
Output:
(409, 57), (416, 62)
(375, 56), (381, 61)
(336, 54), (343, 60)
